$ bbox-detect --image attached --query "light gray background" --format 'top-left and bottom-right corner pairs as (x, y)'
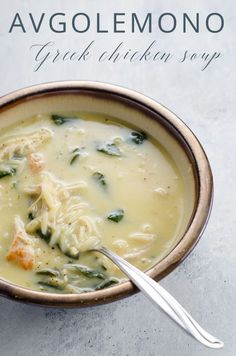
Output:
(0, 1), (235, 355)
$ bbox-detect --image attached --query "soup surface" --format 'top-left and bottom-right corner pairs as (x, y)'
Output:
(0, 112), (184, 293)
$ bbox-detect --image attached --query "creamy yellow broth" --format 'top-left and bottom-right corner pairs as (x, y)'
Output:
(0, 112), (184, 293)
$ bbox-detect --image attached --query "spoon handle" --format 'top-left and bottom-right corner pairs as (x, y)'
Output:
(97, 246), (223, 349)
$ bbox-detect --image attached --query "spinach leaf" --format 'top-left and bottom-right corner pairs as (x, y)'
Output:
(28, 212), (35, 220)
(130, 131), (147, 145)
(51, 114), (70, 126)
(38, 278), (65, 291)
(36, 268), (60, 277)
(36, 228), (52, 244)
(70, 148), (80, 165)
(107, 208), (124, 223)
(92, 172), (107, 188)
(0, 167), (16, 179)
(95, 277), (119, 290)
(65, 264), (105, 280)
(96, 142), (121, 156)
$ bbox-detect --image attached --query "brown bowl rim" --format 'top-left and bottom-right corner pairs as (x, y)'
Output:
(0, 81), (213, 307)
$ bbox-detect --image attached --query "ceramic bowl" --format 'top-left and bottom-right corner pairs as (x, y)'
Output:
(0, 81), (213, 307)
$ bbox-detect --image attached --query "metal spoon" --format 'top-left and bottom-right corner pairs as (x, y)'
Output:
(94, 245), (224, 349)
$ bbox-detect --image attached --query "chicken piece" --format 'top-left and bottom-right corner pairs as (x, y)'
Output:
(28, 153), (44, 173)
(0, 128), (52, 161)
(6, 216), (35, 270)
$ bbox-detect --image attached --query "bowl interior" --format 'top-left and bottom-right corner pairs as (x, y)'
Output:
(0, 91), (196, 240)
(0, 84), (203, 306)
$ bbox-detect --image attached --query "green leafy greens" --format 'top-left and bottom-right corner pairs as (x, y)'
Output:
(92, 171), (107, 188)
(107, 209), (124, 223)
(96, 142), (121, 156)
(64, 264), (106, 280)
(130, 131), (147, 145)
(70, 148), (80, 165)
(51, 114), (71, 126)
(0, 166), (17, 179)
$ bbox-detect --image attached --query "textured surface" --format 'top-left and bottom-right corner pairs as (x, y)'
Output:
(0, 1), (235, 355)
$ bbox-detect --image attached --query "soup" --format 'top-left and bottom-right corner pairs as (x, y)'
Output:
(0, 112), (184, 293)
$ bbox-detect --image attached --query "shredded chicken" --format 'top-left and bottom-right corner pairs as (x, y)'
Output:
(28, 153), (44, 173)
(6, 216), (35, 270)
(25, 172), (100, 256)
(0, 128), (52, 161)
